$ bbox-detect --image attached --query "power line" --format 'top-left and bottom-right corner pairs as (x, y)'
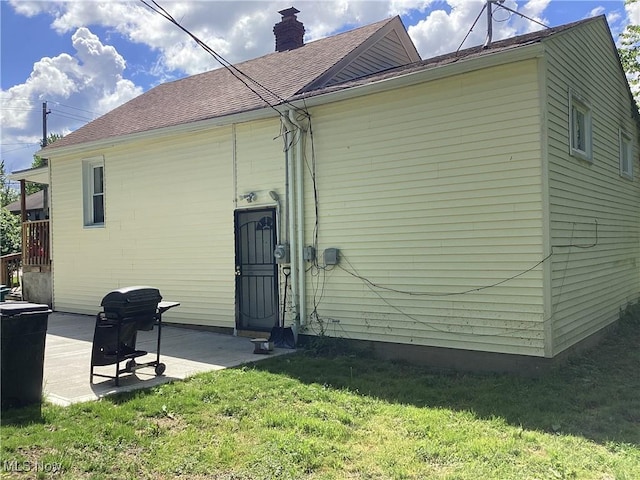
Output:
(1, 144), (41, 154)
(49, 102), (100, 117)
(139, 0), (308, 119)
(338, 252), (553, 298)
(49, 111), (94, 123)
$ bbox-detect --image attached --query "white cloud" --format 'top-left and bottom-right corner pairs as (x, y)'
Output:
(588, 6), (606, 18)
(626, 0), (640, 25)
(2, 0), (555, 173)
(1, 24), (142, 172)
(407, 0), (550, 59)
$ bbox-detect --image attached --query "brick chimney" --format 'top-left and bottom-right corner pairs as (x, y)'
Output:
(273, 7), (305, 52)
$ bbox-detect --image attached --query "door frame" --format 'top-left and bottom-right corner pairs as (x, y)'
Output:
(234, 207), (279, 332)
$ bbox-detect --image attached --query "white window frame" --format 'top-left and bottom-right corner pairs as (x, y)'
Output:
(619, 129), (633, 179)
(82, 157), (105, 227)
(568, 90), (592, 162)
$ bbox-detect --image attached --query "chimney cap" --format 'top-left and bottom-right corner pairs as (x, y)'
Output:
(278, 7), (300, 18)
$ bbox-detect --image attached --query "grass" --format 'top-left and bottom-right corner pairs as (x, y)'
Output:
(1, 310), (639, 479)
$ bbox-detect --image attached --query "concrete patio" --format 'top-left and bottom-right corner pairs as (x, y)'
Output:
(43, 312), (293, 406)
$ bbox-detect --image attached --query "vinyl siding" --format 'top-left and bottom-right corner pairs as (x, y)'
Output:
(304, 59), (546, 355)
(235, 118), (287, 209)
(326, 30), (416, 86)
(50, 127), (236, 327)
(544, 20), (640, 354)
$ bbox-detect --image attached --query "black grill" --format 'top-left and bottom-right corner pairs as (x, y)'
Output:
(90, 286), (179, 386)
(101, 286), (162, 330)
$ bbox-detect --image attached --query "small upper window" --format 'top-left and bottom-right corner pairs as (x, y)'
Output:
(83, 157), (105, 226)
(619, 129), (633, 179)
(569, 90), (592, 162)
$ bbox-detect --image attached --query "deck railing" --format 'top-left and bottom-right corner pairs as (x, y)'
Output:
(0, 252), (22, 287)
(22, 220), (51, 267)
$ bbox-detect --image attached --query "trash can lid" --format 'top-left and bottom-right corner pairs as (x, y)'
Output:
(0, 302), (51, 317)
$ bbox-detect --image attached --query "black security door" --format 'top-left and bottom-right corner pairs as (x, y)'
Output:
(235, 208), (279, 331)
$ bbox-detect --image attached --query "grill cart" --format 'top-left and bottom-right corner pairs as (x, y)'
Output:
(90, 286), (179, 386)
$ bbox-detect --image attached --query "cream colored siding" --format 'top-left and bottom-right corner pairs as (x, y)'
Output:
(305, 60), (546, 355)
(51, 127), (236, 327)
(235, 118), (287, 207)
(544, 21), (640, 354)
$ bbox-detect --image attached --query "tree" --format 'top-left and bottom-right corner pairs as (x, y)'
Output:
(1, 161), (21, 255)
(0, 160), (18, 207)
(0, 207), (21, 255)
(26, 133), (61, 195)
(619, 0), (640, 104)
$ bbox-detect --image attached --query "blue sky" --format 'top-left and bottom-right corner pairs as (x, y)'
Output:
(0, 1), (635, 175)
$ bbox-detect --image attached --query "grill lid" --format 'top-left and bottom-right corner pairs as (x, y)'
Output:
(100, 286), (162, 319)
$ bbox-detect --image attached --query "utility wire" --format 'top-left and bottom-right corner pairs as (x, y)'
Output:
(457, 1), (550, 53)
(139, 0), (308, 118)
(338, 252), (553, 298)
(50, 102), (100, 116)
(49, 111), (94, 123)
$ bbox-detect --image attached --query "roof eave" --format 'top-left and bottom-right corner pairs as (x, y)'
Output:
(37, 105), (283, 159)
(8, 165), (50, 184)
(291, 42), (546, 109)
(38, 43), (546, 158)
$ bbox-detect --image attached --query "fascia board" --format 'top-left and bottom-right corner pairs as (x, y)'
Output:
(302, 17), (419, 93)
(293, 43), (545, 109)
(8, 165), (50, 184)
(36, 106), (282, 159)
(39, 43), (544, 160)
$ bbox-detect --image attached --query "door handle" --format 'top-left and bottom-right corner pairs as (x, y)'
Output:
(235, 266), (241, 276)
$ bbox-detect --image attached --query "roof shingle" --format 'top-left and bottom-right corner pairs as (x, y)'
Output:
(44, 17), (396, 152)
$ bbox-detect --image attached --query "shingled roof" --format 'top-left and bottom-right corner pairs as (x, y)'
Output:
(42, 15), (613, 155)
(43, 16), (416, 152)
(293, 16), (604, 100)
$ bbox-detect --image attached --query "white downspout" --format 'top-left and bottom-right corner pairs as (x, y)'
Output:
(288, 109), (307, 328)
(282, 114), (299, 326)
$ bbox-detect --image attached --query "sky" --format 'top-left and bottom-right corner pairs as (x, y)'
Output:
(1, 0), (638, 175)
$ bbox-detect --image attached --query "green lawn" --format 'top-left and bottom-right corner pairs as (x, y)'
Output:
(1, 310), (639, 479)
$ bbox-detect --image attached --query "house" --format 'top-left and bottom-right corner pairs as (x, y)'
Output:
(34, 10), (640, 372)
(6, 189), (48, 221)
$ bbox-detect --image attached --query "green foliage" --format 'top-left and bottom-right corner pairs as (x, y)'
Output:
(619, 0), (640, 104)
(1, 206), (21, 255)
(0, 160), (19, 207)
(26, 133), (60, 196)
(2, 322), (639, 479)
(0, 160), (21, 255)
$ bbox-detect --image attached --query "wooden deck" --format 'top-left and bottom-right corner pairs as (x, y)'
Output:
(42, 312), (294, 406)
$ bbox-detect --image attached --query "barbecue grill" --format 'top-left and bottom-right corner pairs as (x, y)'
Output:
(90, 286), (179, 386)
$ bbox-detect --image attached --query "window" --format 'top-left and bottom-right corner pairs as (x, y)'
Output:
(569, 90), (592, 162)
(619, 129), (633, 179)
(83, 157), (105, 226)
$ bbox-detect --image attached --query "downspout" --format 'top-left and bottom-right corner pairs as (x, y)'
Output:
(288, 109), (307, 328)
(281, 114), (299, 326)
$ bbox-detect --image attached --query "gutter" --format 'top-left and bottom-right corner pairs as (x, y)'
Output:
(35, 106), (282, 160)
(290, 42), (545, 109)
(38, 43), (544, 162)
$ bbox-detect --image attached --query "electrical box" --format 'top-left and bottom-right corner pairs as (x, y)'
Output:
(303, 246), (316, 262)
(324, 248), (340, 266)
(274, 244), (290, 264)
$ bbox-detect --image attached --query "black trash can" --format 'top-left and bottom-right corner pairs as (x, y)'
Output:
(1, 302), (52, 411)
